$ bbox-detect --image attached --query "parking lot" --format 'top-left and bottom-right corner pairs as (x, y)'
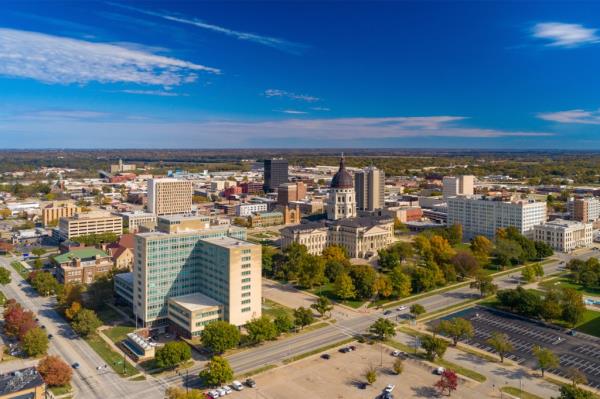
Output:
(434, 307), (600, 388)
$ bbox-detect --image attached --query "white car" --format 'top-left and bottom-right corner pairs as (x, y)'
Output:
(222, 386), (232, 395)
(434, 367), (445, 375)
(231, 380), (244, 391)
(391, 350), (401, 357)
(207, 391), (219, 399)
(385, 384), (395, 393)
(216, 388), (226, 396)
(397, 305), (407, 311)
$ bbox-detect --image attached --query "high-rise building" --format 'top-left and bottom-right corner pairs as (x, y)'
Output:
(568, 197), (600, 222)
(133, 216), (261, 335)
(277, 182), (307, 205)
(447, 196), (547, 239)
(147, 178), (193, 216)
(42, 201), (81, 226)
(355, 166), (385, 211)
(263, 159), (288, 192)
(326, 156), (356, 220)
(442, 175), (475, 199)
(58, 211), (123, 240)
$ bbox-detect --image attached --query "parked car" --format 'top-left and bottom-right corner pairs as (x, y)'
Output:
(222, 386), (232, 395)
(391, 350), (401, 357)
(397, 305), (407, 311)
(321, 353), (331, 360)
(216, 387), (226, 396)
(207, 391), (219, 399)
(568, 330), (577, 336)
(381, 393), (394, 399)
(231, 381), (244, 391)
(71, 363), (80, 369)
(434, 367), (445, 375)
(349, 345), (357, 351)
(383, 310), (392, 315)
(384, 384), (395, 393)
(47, 334), (53, 339)
(245, 378), (256, 388)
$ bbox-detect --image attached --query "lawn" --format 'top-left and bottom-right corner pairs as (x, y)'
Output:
(308, 282), (366, 309)
(539, 277), (600, 296)
(453, 242), (471, 251)
(84, 333), (138, 377)
(49, 384), (72, 396)
(10, 261), (29, 279)
(501, 387), (544, 399)
(575, 309), (600, 337)
(96, 307), (126, 326)
(104, 325), (135, 344)
(434, 357), (487, 382)
(262, 298), (294, 320)
(0, 290), (6, 306)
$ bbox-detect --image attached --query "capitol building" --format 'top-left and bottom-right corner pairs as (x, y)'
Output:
(281, 156), (394, 258)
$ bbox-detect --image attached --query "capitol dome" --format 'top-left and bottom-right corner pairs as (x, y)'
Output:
(330, 156), (353, 189)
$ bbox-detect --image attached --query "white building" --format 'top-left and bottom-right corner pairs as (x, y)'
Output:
(236, 203), (268, 217)
(447, 196), (547, 239)
(567, 197), (600, 223)
(147, 178), (193, 216)
(117, 211), (157, 233)
(326, 156), (356, 220)
(534, 219), (593, 252)
(442, 175), (475, 199)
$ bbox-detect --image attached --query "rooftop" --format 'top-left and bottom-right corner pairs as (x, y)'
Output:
(202, 236), (254, 248)
(169, 292), (222, 311)
(54, 247), (108, 264)
(115, 271), (133, 284)
(0, 367), (45, 396)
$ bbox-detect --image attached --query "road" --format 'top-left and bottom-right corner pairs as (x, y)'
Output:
(0, 256), (166, 399)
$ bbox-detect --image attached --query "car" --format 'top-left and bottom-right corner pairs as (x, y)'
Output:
(47, 334), (53, 339)
(358, 382), (367, 389)
(41, 325), (46, 329)
(391, 350), (401, 357)
(207, 391), (219, 399)
(216, 388), (226, 396)
(397, 305), (407, 311)
(222, 386), (232, 395)
(71, 362), (80, 369)
(349, 345), (357, 351)
(383, 310), (392, 315)
(384, 384), (395, 393)
(245, 378), (256, 388)
(434, 367), (445, 375)
(35, 318), (39, 322)
(231, 381), (244, 391)
(321, 353), (331, 360)
(568, 330), (577, 336)
(381, 393), (394, 399)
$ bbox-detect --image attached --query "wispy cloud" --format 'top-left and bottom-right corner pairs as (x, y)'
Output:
(532, 22), (600, 47)
(0, 28), (219, 86)
(278, 110), (308, 115)
(107, 2), (308, 54)
(538, 109), (600, 124)
(264, 89), (320, 102)
(311, 107), (331, 112)
(118, 89), (186, 97)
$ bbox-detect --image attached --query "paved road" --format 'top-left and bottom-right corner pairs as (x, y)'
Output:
(0, 256), (166, 399)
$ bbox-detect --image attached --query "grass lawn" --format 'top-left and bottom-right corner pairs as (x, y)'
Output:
(10, 261), (29, 279)
(575, 309), (600, 337)
(539, 277), (600, 296)
(434, 357), (486, 383)
(309, 283), (366, 309)
(96, 307), (126, 326)
(49, 384), (72, 396)
(104, 325), (135, 344)
(262, 298), (294, 320)
(84, 333), (138, 377)
(501, 387), (544, 399)
(453, 242), (471, 251)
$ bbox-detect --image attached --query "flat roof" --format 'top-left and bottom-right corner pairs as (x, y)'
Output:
(115, 272), (133, 284)
(0, 367), (45, 396)
(169, 292), (222, 311)
(158, 214), (209, 222)
(201, 236), (254, 248)
(54, 247), (108, 263)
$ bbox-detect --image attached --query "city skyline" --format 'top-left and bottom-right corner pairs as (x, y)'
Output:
(2, 1), (600, 148)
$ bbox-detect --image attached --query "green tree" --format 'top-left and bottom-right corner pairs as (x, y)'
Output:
(532, 345), (559, 377)
(261, 246), (277, 276)
(293, 307), (314, 329)
(199, 356), (233, 387)
(155, 341), (192, 369)
(561, 288), (586, 327)
(410, 303), (426, 319)
(437, 318), (474, 346)
(365, 365), (377, 385)
(556, 385), (594, 399)
(430, 235), (456, 265)
(29, 271), (60, 296)
(0, 266), (11, 285)
(298, 255), (325, 288)
(245, 316), (278, 344)
(311, 296), (333, 318)
(393, 358), (404, 375)
(420, 335), (448, 361)
(369, 318), (396, 341)
(22, 327), (49, 357)
(33, 258), (43, 270)
(348, 264), (378, 299)
(31, 248), (46, 257)
(486, 332), (513, 363)
(71, 308), (102, 337)
(470, 272), (498, 297)
(541, 289), (563, 321)
(493, 239), (523, 268)
(470, 235), (493, 258)
(534, 241), (554, 259)
(522, 265), (536, 283)
(84, 275), (113, 310)
(201, 321), (240, 354)
(446, 224), (463, 246)
(333, 272), (356, 299)
(273, 313), (294, 334)
(389, 266), (411, 298)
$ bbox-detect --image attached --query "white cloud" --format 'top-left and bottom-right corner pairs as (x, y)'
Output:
(0, 28), (220, 86)
(311, 107), (330, 112)
(533, 22), (600, 47)
(107, 2), (308, 54)
(279, 110), (308, 115)
(118, 89), (186, 97)
(538, 109), (600, 124)
(264, 89), (320, 102)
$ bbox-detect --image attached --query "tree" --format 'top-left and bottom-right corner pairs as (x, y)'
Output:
(369, 318), (396, 341)
(165, 387), (205, 399)
(29, 271), (60, 296)
(293, 307), (314, 329)
(322, 245), (349, 263)
(410, 303), (426, 319)
(393, 358), (404, 375)
(373, 274), (393, 299)
(4, 303), (36, 339)
(556, 385), (594, 399)
(85, 275), (113, 310)
(274, 313), (294, 334)
(561, 288), (586, 327)
(201, 321), (240, 354)
(430, 235), (456, 265)
(493, 239), (523, 268)
(333, 273), (356, 300)
(451, 251), (480, 279)
(32, 248), (46, 257)
(298, 255), (325, 288)
(348, 264), (377, 299)
(65, 301), (82, 320)
(22, 327), (49, 357)
(57, 283), (85, 308)
(71, 308), (102, 337)
(364, 365), (377, 385)
(541, 289), (563, 321)
(446, 224), (463, 246)
(389, 266), (412, 298)
(155, 341), (191, 369)
(566, 367), (587, 387)
(311, 296), (333, 318)
(522, 265), (536, 283)
(421, 335), (448, 361)
(245, 316), (278, 344)
(470, 272), (497, 297)
(532, 345), (559, 377)
(437, 318), (474, 346)
(486, 332), (513, 363)
(0, 266), (12, 285)
(37, 356), (72, 386)
(199, 356), (233, 387)
(470, 236), (493, 259)
(435, 369), (458, 396)
(534, 241), (554, 259)
(261, 246), (277, 276)
(33, 258), (43, 270)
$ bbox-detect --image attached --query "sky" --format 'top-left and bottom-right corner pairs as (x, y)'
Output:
(2, 1), (600, 149)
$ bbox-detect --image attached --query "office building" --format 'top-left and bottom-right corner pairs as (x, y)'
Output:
(42, 201), (81, 226)
(0, 367), (46, 399)
(277, 182), (307, 206)
(236, 203), (268, 217)
(263, 159), (288, 192)
(114, 272), (134, 307)
(533, 219), (593, 252)
(133, 219), (260, 334)
(118, 211), (157, 233)
(326, 156), (356, 220)
(147, 178), (193, 216)
(110, 159), (136, 173)
(447, 196), (547, 239)
(568, 197), (600, 223)
(58, 211), (123, 240)
(54, 247), (114, 285)
(355, 166), (385, 211)
(442, 175), (475, 199)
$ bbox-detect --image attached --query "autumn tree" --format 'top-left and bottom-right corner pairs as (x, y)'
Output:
(333, 272), (356, 299)
(435, 369), (458, 396)
(0, 266), (11, 285)
(199, 356), (233, 387)
(487, 332), (513, 363)
(65, 302), (82, 320)
(38, 356), (72, 386)
(373, 274), (393, 299)
(71, 308), (102, 337)
(364, 365), (377, 385)
(393, 358), (404, 375)
(451, 251), (481, 279)
(22, 327), (49, 357)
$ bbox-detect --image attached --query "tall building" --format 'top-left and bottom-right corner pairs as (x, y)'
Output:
(263, 159), (288, 192)
(355, 166), (385, 211)
(147, 178), (193, 216)
(533, 219), (593, 252)
(117, 211), (157, 233)
(58, 211), (123, 240)
(133, 216), (261, 335)
(447, 196), (547, 239)
(42, 201), (81, 226)
(568, 197), (600, 222)
(277, 182), (307, 205)
(326, 156), (356, 220)
(442, 175), (475, 199)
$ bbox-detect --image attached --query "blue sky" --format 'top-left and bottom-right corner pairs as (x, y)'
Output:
(1, 1), (600, 148)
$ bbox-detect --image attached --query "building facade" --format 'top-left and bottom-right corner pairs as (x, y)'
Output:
(326, 156), (356, 220)
(147, 178), (193, 216)
(263, 159), (288, 192)
(442, 175), (475, 199)
(54, 248), (114, 285)
(58, 212), (123, 240)
(277, 182), (307, 205)
(42, 201), (81, 226)
(236, 203), (268, 217)
(533, 219), (593, 252)
(355, 166), (385, 211)
(568, 197), (600, 223)
(447, 196), (547, 239)
(118, 211), (157, 233)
